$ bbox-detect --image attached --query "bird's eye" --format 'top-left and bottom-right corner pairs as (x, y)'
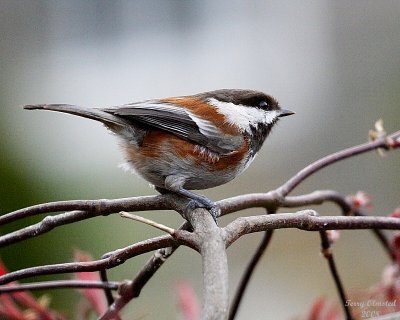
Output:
(259, 101), (269, 108)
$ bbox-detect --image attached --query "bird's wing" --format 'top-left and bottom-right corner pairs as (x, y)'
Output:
(104, 100), (243, 154)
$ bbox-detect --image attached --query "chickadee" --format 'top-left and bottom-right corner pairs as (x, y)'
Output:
(24, 89), (294, 222)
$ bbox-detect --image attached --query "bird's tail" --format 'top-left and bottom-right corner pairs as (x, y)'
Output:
(23, 104), (127, 128)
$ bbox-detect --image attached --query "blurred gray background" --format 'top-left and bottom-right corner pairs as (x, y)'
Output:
(1, 1), (399, 319)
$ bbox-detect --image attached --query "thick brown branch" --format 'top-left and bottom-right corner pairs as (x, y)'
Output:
(189, 208), (229, 320)
(0, 190), (344, 249)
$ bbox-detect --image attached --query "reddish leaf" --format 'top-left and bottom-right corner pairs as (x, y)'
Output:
(390, 208), (400, 219)
(176, 281), (199, 320)
(307, 297), (341, 320)
(0, 260), (64, 320)
(73, 249), (108, 316)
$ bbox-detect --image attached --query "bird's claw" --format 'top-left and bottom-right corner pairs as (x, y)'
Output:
(184, 199), (220, 225)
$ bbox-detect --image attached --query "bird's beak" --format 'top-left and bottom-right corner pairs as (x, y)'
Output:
(278, 109), (295, 117)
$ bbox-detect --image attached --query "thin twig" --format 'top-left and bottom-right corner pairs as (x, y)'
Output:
(99, 246), (179, 320)
(282, 190), (350, 211)
(353, 211), (395, 262)
(100, 269), (115, 306)
(0, 195), (175, 225)
(223, 211), (400, 247)
(276, 130), (400, 197)
(1, 210), (93, 247)
(228, 230), (274, 320)
(319, 231), (353, 320)
(0, 235), (177, 285)
(120, 211), (175, 235)
(0, 280), (119, 293)
(98, 221), (191, 316)
(285, 191), (394, 262)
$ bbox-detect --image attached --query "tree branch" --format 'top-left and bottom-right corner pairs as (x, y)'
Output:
(228, 230), (274, 320)
(189, 208), (229, 320)
(319, 231), (352, 320)
(0, 235), (179, 284)
(0, 195), (176, 225)
(223, 211), (400, 247)
(0, 128), (398, 319)
(0, 280), (119, 293)
(99, 209), (224, 320)
(0, 190), (350, 248)
(275, 130), (400, 197)
(98, 222), (191, 317)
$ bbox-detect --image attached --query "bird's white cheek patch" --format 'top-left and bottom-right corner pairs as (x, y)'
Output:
(262, 110), (279, 125)
(208, 98), (278, 132)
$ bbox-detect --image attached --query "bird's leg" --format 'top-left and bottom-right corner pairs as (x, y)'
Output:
(162, 176), (220, 224)
(176, 188), (219, 224)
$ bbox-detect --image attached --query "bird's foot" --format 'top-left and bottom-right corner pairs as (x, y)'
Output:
(184, 198), (220, 225)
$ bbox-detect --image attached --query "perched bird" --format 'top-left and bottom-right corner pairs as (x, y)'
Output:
(24, 89), (294, 221)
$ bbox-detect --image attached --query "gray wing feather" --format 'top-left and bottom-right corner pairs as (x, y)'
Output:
(104, 101), (242, 154)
